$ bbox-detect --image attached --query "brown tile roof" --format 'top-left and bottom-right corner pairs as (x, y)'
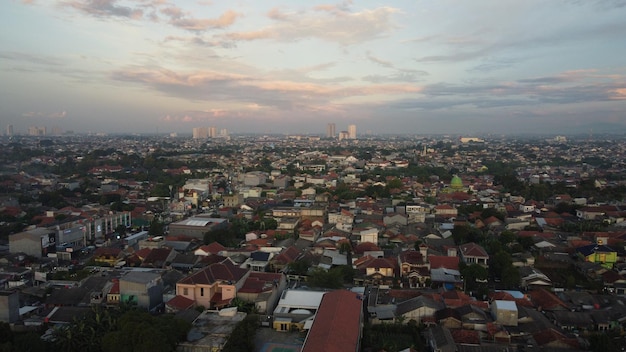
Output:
(238, 272), (282, 294)
(354, 242), (381, 254)
(271, 246), (301, 265)
(178, 260), (248, 286)
(528, 288), (568, 311)
(399, 250), (425, 265)
(198, 242), (226, 255)
(142, 248), (173, 267)
(459, 242), (489, 258)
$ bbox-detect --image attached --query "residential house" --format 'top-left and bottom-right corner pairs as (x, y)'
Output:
(491, 300), (518, 326)
(398, 250), (429, 288)
(241, 251), (273, 272)
(269, 246), (301, 272)
(459, 242), (489, 267)
(141, 247), (176, 268)
(352, 227), (378, 245)
(176, 260), (250, 309)
(119, 271), (164, 311)
(395, 295), (443, 324)
(519, 267), (552, 290)
(354, 256), (397, 286)
(576, 243), (618, 269)
(237, 272), (286, 314)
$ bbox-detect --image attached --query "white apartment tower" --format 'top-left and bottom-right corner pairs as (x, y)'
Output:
(326, 123), (336, 138)
(348, 124), (357, 139)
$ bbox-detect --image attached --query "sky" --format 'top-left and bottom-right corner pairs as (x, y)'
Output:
(1, 0), (626, 135)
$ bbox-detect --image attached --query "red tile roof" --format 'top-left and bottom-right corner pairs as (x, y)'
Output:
(428, 255), (459, 270)
(302, 290), (362, 352)
(166, 295), (195, 311)
(108, 280), (120, 294)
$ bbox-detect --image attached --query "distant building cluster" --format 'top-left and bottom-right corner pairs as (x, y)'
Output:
(327, 123), (357, 140)
(192, 126), (228, 139)
(4, 125), (66, 137)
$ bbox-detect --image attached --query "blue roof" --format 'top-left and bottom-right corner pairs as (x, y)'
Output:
(576, 244), (614, 256)
(251, 251), (271, 261)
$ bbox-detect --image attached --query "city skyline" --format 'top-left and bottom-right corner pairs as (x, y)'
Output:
(1, 1), (626, 135)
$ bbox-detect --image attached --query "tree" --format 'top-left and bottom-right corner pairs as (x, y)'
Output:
(308, 267), (343, 289)
(147, 219), (164, 237)
(460, 263), (488, 292)
(286, 258), (310, 276)
(115, 224), (127, 237)
(222, 314), (259, 352)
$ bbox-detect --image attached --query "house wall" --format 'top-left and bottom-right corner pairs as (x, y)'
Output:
(400, 307), (437, 324)
(365, 267), (394, 277)
(0, 290), (19, 323)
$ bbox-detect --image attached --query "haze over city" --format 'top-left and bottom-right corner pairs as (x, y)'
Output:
(1, 0), (626, 135)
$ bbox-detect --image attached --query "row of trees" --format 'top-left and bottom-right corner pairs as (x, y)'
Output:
(0, 306), (191, 352)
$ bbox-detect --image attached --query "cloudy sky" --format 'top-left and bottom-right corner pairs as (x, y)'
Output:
(1, 0), (625, 135)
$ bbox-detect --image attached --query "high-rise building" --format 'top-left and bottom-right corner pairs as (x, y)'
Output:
(28, 126), (46, 136)
(192, 127), (209, 139)
(6, 124), (13, 136)
(348, 124), (357, 139)
(209, 126), (217, 138)
(326, 123), (336, 138)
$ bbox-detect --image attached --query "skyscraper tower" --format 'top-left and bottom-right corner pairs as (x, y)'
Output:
(326, 123), (336, 138)
(348, 124), (357, 139)
(6, 124), (13, 136)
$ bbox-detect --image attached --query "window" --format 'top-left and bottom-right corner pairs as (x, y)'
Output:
(183, 288), (188, 296)
(200, 288), (204, 296)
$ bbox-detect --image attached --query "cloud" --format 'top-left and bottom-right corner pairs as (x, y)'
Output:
(223, 6), (399, 45)
(0, 51), (64, 66)
(362, 71), (427, 83)
(366, 51), (393, 68)
(111, 65), (422, 114)
(62, 0), (144, 19)
(267, 7), (291, 21)
(167, 9), (240, 31)
(22, 111), (67, 118)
